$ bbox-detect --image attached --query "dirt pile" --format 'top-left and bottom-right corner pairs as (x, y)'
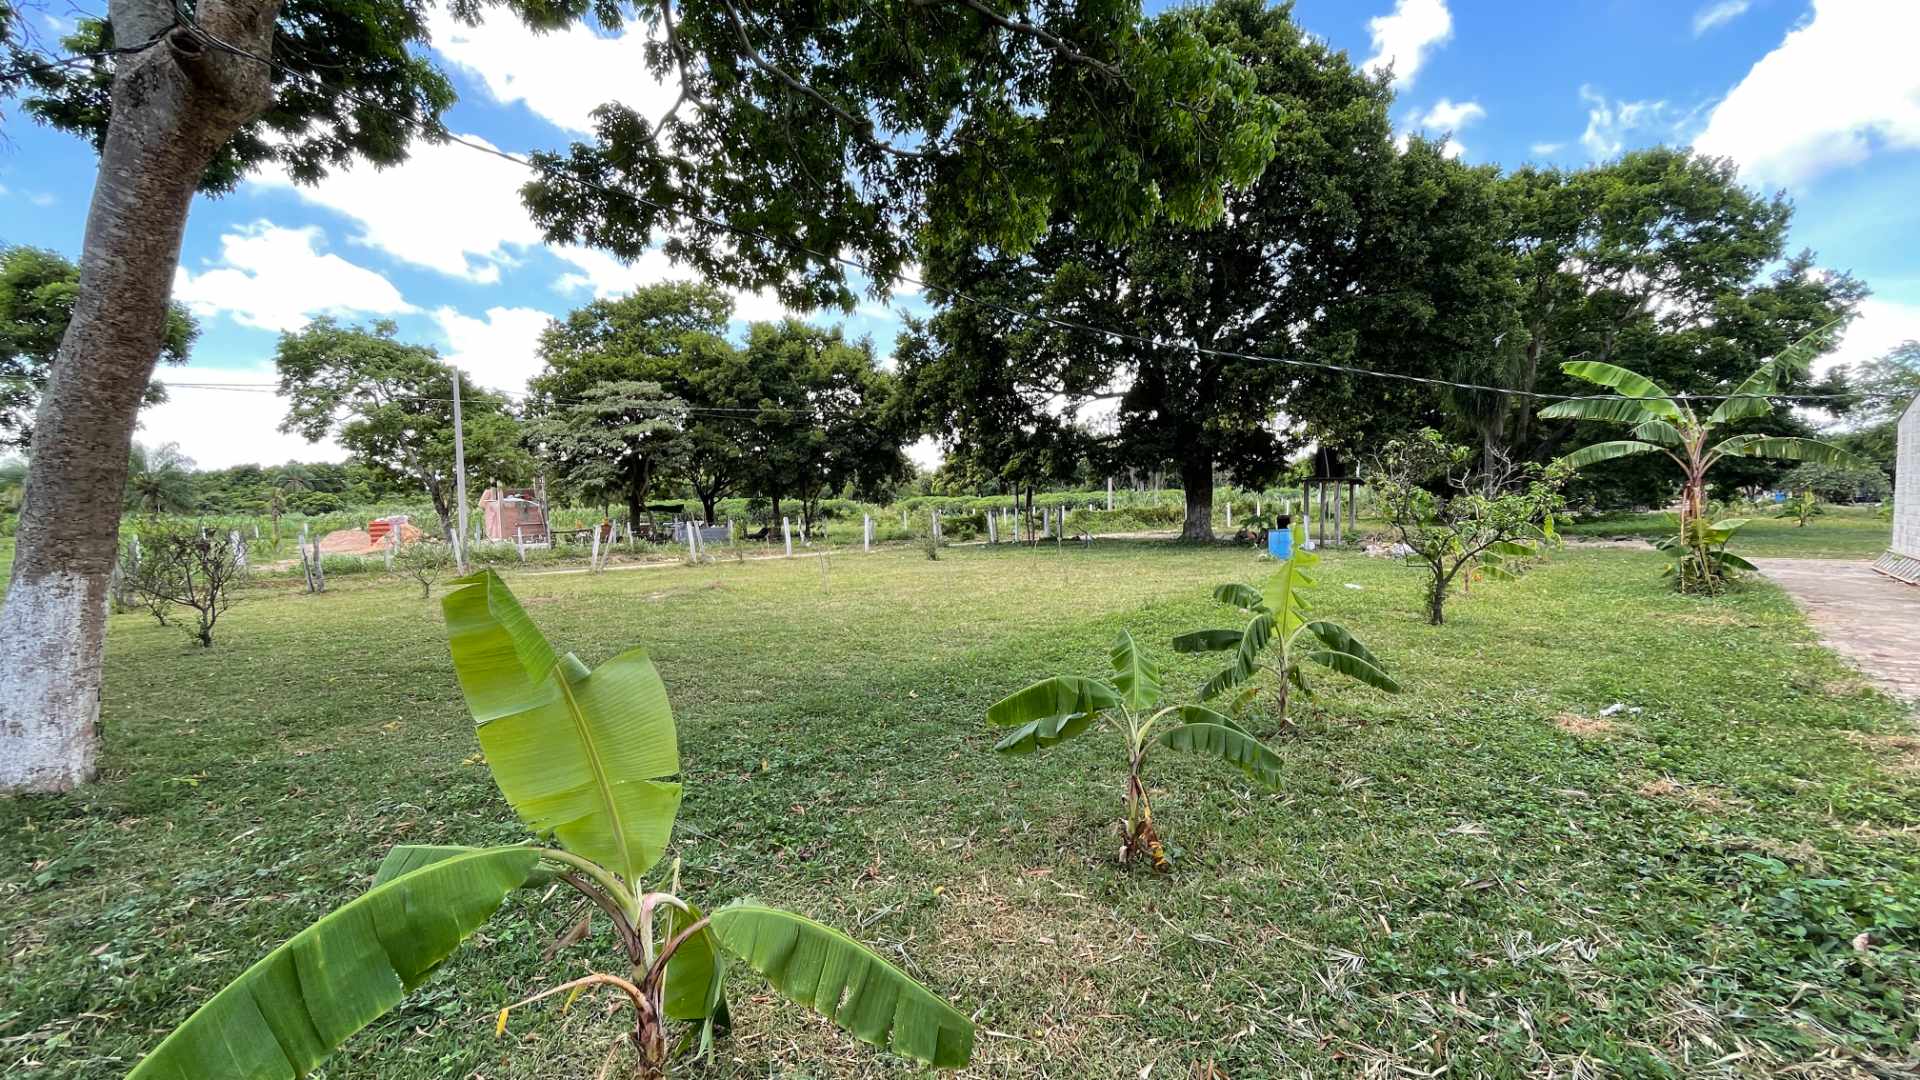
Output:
(316, 522), (429, 556)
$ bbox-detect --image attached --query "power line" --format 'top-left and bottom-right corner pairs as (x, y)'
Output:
(155, 380), (822, 418)
(160, 16), (1859, 408)
(0, 31), (169, 82)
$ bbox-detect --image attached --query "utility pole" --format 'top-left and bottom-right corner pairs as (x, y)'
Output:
(452, 366), (469, 572)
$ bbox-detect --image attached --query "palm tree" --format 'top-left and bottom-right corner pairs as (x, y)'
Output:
(1539, 326), (1854, 588)
(124, 442), (197, 516)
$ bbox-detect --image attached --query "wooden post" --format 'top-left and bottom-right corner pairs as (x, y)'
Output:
(1332, 482), (1343, 545)
(1318, 481), (1328, 546)
(591, 525), (603, 570)
(783, 517), (793, 557)
(452, 367), (469, 573)
(230, 530), (246, 570)
(299, 523), (313, 591)
(516, 532), (526, 562)
(311, 539), (326, 592)
(986, 512), (997, 544)
(684, 520), (698, 563)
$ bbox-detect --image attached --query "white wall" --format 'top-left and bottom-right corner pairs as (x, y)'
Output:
(1896, 395), (1920, 558)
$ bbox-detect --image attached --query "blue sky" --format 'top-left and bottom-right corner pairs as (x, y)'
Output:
(3, 0), (1917, 468)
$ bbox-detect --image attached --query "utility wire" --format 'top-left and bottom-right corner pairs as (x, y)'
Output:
(157, 16), (1860, 407)
(0, 31), (170, 82)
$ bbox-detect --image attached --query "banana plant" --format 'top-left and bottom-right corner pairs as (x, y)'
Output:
(1778, 488), (1822, 527)
(128, 570), (972, 1080)
(987, 630), (1288, 870)
(1538, 323), (1856, 591)
(1656, 515), (1755, 591)
(1171, 531), (1399, 728)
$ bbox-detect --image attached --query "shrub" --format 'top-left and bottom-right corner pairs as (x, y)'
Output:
(125, 526), (244, 647)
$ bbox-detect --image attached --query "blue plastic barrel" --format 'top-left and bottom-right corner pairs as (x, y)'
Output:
(1267, 528), (1293, 560)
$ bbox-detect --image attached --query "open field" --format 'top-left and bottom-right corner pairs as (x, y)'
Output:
(2, 536), (1917, 1078)
(1561, 505), (1893, 560)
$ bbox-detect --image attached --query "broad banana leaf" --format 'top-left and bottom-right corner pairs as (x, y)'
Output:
(1707, 323), (1835, 424)
(1172, 703), (1247, 733)
(1303, 648), (1399, 693)
(128, 847), (538, 1080)
(444, 571), (683, 884)
(1709, 435), (1857, 466)
(442, 571), (558, 723)
(986, 676), (1121, 727)
(1630, 418), (1685, 446)
(1537, 396), (1668, 425)
(1212, 582), (1268, 612)
(1302, 621), (1392, 683)
(1487, 540), (1536, 558)
(993, 711), (1099, 754)
(1172, 628), (1243, 653)
(373, 845), (557, 889)
(662, 899), (728, 1024)
(1556, 439), (1663, 470)
(708, 901), (974, 1070)
(1156, 723), (1285, 790)
(1199, 612), (1272, 700)
(1716, 551), (1759, 572)
(1108, 629), (1163, 711)
(1551, 361), (1681, 418)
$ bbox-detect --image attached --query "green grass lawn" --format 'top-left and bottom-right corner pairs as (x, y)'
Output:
(1561, 504), (1893, 559)
(3, 540), (1916, 1078)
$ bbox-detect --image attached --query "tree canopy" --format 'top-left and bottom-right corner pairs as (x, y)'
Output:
(275, 318), (527, 545)
(0, 245), (196, 448)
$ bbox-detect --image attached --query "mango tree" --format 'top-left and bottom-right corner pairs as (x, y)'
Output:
(126, 571), (972, 1079)
(987, 631), (1287, 870)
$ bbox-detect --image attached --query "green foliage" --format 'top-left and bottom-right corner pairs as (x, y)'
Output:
(0, 245), (195, 448)
(1780, 461), (1891, 503)
(1366, 430), (1565, 624)
(1777, 489), (1823, 528)
(1543, 326), (1856, 592)
(1171, 527), (1397, 727)
(1656, 517), (1755, 593)
(986, 629), (1286, 868)
(128, 570), (972, 1078)
(123, 442), (196, 516)
(275, 318), (528, 542)
(521, 0), (1283, 312)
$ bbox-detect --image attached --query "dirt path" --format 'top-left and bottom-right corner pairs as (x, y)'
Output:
(1754, 558), (1920, 707)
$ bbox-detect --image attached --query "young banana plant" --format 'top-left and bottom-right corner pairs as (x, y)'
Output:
(987, 630), (1288, 870)
(1172, 537), (1399, 728)
(126, 570), (973, 1080)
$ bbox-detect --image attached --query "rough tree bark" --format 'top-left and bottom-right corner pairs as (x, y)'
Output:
(0, 0), (281, 792)
(1179, 453), (1215, 542)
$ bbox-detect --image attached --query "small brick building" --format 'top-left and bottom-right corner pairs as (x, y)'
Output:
(481, 486), (550, 545)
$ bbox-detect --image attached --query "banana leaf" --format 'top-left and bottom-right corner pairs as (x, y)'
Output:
(993, 711), (1100, 754)
(1172, 628), (1243, 654)
(708, 901), (974, 1070)
(1212, 582), (1268, 612)
(662, 899), (727, 1025)
(1108, 629), (1163, 711)
(1557, 440), (1663, 470)
(128, 847), (538, 1080)
(1553, 361), (1681, 417)
(1707, 323), (1836, 424)
(986, 676), (1121, 727)
(1303, 648), (1399, 693)
(444, 572), (683, 884)
(1538, 395), (1668, 425)
(1710, 435), (1858, 466)
(1302, 621), (1391, 680)
(1156, 723), (1285, 790)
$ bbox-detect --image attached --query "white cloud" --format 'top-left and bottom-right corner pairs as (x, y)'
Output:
(1579, 85), (1681, 158)
(26, 192), (55, 207)
(426, 9), (677, 135)
(173, 222), (414, 332)
(1361, 0), (1453, 89)
(1416, 98), (1485, 131)
(1692, 0), (1752, 36)
(1441, 139), (1466, 160)
(1530, 141), (1565, 156)
(140, 364), (347, 470)
(433, 305), (554, 395)
(1693, 0), (1920, 189)
(1818, 296), (1920, 380)
(253, 134), (542, 283)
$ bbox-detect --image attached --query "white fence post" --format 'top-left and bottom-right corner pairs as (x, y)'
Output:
(1106, 477), (1113, 511)
(783, 517), (793, 557)
(987, 512), (997, 544)
(591, 526), (603, 570)
(1226, 502), (1233, 529)
(863, 514), (872, 552)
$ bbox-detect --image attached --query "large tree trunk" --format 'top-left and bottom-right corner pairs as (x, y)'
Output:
(1179, 453), (1215, 542)
(0, 1), (279, 792)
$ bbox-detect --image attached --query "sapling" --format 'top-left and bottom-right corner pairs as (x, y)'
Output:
(987, 631), (1288, 869)
(127, 570), (973, 1079)
(1173, 526), (1399, 728)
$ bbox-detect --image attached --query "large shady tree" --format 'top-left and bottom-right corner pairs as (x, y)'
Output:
(1, 0), (1283, 790)
(903, 0), (1417, 539)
